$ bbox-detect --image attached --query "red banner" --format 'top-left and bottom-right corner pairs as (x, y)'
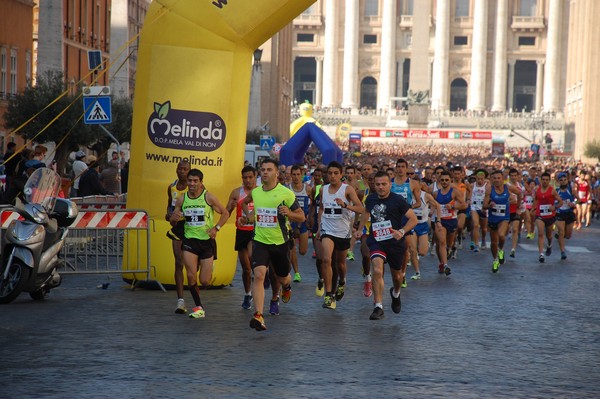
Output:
(360, 129), (492, 140)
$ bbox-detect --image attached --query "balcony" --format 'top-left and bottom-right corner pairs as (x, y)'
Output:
(293, 13), (323, 28)
(453, 16), (473, 27)
(511, 16), (545, 31)
(399, 15), (433, 30)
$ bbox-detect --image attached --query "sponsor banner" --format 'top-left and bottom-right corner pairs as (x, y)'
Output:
(360, 129), (492, 140)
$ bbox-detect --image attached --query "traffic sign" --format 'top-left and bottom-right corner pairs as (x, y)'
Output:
(82, 86), (111, 96)
(83, 96), (112, 124)
(260, 135), (275, 150)
(272, 143), (282, 154)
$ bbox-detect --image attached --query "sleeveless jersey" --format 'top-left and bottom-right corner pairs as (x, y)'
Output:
(235, 186), (254, 231)
(182, 190), (214, 240)
(291, 183), (310, 215)
(557, 185), (575, 214)
(321, 183), (353, 239)
(488, 185), (510, 224)
(471, 182), (487, 211)
(168, 179), (187, 215)
(436, 188), (457, 220)
(524, 190), (534, 210)
(535, 186), (556, 218)
(251, 183), (297, 245)
(391, 178), (413, 204)
(413, 191), (429, 224)
(577, 180), (590, 202)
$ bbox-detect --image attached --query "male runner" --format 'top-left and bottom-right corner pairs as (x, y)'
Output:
(289, 164), (313, 282)
(469, 169), (488, 252)
(532, 172), (563, 263)
(555, 172), (577, 260)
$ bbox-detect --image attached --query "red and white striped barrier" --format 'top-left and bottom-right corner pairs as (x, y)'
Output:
(72, 211), (148, 229)
(0, 211), (23, 228)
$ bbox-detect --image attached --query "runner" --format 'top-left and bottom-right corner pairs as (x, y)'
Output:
(225, 165), (257, 310)
(359, 172), (376, 297)
(483, 170), (522, 273)
(507, 168), (527, 259)
(240, 159), (304, 331)
(575, 170), (591, 229)
(469, 169), (488, 252)
(409, 189), (442, 280)
(451, 165), (471, 257)
(317, 161), (364, 310)
(355, 171), (418, 320)
(555, 172), (577, 260)
(288, 164), (313, 283)
(169, 168), (229, 318)
(532, 172), (563, 263)
(307, 167), (325, 296)
(165, 160), (190, 314)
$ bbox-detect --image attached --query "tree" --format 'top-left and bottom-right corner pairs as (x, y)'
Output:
(584, 140), (600, 162)
(4, 70), (95, 175)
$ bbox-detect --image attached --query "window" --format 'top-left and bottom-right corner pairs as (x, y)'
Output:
(454, 36), (468, 45)
(0, 48), (6, 97)
(518, 36), (536, 46)
(10, 48), (16, 95)
(363, 34), (377, 44)
(455, 0), (470, 17)
(400, 0), (414, 15)
(365, 0), (378, 17)
(302, 4), (317, 15)
(25, 51), (31, 84)
(297, 33), (314, 42)
(519, 0), (537, 16)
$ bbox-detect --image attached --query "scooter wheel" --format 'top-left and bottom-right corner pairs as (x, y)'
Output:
(0, 260), (30, 304)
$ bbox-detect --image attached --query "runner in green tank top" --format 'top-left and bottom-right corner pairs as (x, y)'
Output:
(170, 168), (229, 319)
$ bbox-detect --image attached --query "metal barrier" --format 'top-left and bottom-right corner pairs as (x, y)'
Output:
(0, 208), (166, 292)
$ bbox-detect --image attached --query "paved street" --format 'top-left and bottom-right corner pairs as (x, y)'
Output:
(1, 225), (600, 398)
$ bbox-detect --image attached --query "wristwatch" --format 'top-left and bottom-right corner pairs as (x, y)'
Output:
(399, 228), (405, 236)
(215, 224), (221, 231)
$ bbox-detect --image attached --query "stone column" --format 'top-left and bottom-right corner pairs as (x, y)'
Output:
(491, 0), (508, 112)
(397, 57), (405, 100)
(507, 60), (516, 111)
(468, 0), (488, 111)
(322, 0), (338, 108)
(341, 0), (359, 109)
(315, 56), (324, 107)
(377, 0), (397, 112)
(535, 60), (545, 112)
(543, 0), (562, 112)
(431, 0), (450, 111)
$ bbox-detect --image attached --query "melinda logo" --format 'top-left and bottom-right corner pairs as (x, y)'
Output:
(147, 101), (226, 152)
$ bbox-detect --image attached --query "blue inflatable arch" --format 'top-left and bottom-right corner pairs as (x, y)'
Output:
(279, 123), (344, 166)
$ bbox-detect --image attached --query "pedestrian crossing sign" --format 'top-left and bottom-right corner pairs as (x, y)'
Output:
(83, 96), (112, 125)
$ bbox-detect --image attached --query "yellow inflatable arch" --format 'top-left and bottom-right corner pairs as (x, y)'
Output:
(125, 0), (316, 287)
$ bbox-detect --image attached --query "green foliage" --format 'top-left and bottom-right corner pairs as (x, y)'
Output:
(246, 128), (263, 144)
(584, 140), (600, 162)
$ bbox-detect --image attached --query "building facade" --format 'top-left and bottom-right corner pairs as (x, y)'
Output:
(0, 0), (35, 150)
(292, 0), (569, 115)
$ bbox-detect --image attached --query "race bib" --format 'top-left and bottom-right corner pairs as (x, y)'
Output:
(323, 203), (343, 219)
(184, 207), (205, 226)
(440, 205), (452, 218)
(491, 204), (506, 217)
(297, 198), (305, 209)
(372, 220), (393, 242)
(471, 198), (483, 209)
(256, 207), (278, 227)
(413, 208), (424, 221)
(540, 204), (552, 216)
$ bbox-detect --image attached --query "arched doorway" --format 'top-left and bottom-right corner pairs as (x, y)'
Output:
(360, 76), (377, 109)
(450, 78), (468, 111)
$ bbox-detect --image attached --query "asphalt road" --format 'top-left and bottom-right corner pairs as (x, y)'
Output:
(1, 225), (599, 398)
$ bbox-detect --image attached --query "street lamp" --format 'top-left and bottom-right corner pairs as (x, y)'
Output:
(253, 48), (263, 68)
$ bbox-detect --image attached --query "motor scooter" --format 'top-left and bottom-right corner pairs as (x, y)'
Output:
(0, 167), (78, 303)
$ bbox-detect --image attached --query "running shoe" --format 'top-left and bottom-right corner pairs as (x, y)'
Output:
(363, 280), (373, 297)
(498, 249), (505, 264)
(241, 295), (252, 310)
(410, 272), (421, 280)
(539, 254), (545, 263)
(293, 272), (302, 283)
(443, 264), (451, 276)
(526, 233), (535, 240)
(269, 299), (280, 315)
(449, 247), (457, 259)
(481, 241), (487, 249)
(322, 295), (336, 309)
(546, 245), (552, 256)
(473, 246), (479, 253)
(281, 285), (292, 303)
(389, 287), (401, 313)
(315, 279), (325, 297)
(189, 306), (205, 319)
(311, 250), (317, 259)
(470, 241), (475, 250)
(175, 298), (187, 314)
(561, 251), (567, 260)
(401, 277), (407, 288)
(346, 252), (355, 261)
(492, 259), (500, 273)
(509, 249), (516, 258)
(438, 263), (444, 274)
(250, 312), (267, 331)
(369, 306), (384, 320)
(335, 284), (345, 301)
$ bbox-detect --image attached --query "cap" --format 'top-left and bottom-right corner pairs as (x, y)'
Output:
(522, 171), (529, 176)
(557, 172), (567, 179)
(86, 155), (97, 165)
(24, 160), (45, 170)
(75, 150), (86, 159)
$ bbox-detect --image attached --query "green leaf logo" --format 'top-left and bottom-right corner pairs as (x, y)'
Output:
(153, 101), (171, 119)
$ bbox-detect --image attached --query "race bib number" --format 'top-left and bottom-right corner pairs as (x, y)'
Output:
(372, 220), (393, 242)
(256, 207), (278, 227)
(184, 207), (205, 226)
(471, 198), (483, 209)
(540, 204), (553, 216)
(525, 196), (533, 207)
(491, 204), (506, 217)
(323, 203), (343, 219)
(440, 205), (452, 218)
(413, 208), (424, 221)
(297, 198), (305, 209)
(171, 192), (179, 208)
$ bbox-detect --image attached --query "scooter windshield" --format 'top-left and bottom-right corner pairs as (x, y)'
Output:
(23, 168), (61, 212)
